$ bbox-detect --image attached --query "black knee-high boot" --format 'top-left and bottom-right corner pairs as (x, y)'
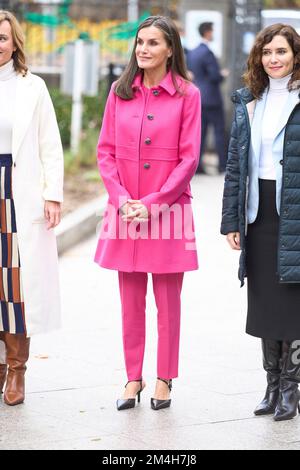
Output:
(274, 340), (300, 421)
(254, 339), (282, 416)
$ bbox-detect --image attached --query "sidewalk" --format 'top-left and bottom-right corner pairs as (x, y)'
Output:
(1, 174), (300, 450)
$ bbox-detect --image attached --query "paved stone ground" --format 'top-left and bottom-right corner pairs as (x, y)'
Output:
(1, 173), (300, 450)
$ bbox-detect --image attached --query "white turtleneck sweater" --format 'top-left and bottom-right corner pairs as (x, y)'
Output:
(259, 73), (291, 180)
(0, 60), (18, 154)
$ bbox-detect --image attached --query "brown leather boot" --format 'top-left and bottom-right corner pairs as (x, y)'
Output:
(4, 333), (30, 406)
(0, 332), (7, 393)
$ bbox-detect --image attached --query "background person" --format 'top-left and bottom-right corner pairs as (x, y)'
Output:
(187, 22), (228, 174)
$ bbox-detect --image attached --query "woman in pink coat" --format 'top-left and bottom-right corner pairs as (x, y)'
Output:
(94, 16), (201, 410)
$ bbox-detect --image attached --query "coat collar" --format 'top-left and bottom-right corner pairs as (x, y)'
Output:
(232, 84), (300, 105)
(12, 72), (40, 161)
(273, 87), (300, 138)
(250, 90), (267, 164)
(132, 70), (182, 96)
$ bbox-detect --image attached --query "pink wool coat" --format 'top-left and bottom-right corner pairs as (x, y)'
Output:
(94, 71), (201, 273)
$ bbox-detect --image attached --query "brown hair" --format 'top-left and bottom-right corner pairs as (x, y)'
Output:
(115, 16), (189, 100)
(0, 10), (28, 76)
(243, 24), (300, 99)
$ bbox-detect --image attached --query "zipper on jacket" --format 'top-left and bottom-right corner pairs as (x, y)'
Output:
(239, 99), (251, 236)
(277, 102), (300, 282)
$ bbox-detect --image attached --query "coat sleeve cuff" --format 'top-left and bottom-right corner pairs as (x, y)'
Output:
(220, 222), (239, 235)
(43, 190), (63, 203)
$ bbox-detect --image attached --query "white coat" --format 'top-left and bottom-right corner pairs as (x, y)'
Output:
(11, 72), (64, 336)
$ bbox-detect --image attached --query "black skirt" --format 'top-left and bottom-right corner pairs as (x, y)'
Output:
(246, 179), (300, 340)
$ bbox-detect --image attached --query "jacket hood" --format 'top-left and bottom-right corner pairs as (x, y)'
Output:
(132, 71), (185, 96)
(232, 86), (300, 104)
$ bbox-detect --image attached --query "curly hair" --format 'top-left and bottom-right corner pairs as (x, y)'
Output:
(243, 24), (300, 99)
(0, 10), (28, 76)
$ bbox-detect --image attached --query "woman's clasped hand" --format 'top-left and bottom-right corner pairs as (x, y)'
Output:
(121, 199), (149, 222)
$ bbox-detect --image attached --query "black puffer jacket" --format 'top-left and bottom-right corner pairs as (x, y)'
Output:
(221, 86), (300, 286)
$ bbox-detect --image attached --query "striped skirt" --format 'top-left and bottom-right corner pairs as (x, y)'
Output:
(0, 154), (25, 335)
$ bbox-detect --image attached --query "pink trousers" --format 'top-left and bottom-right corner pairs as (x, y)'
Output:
(118, 271), (184, 381)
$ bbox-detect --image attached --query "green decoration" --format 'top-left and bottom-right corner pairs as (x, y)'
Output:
(24, 0), (74, 28)
(78, 32), (91, 41)
(109, 12), (150, 40)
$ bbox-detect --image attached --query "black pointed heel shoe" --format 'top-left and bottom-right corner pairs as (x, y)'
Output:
(151, 377), (172, 410)
(116, 379), (144, 411)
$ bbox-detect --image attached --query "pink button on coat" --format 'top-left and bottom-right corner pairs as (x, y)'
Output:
(94, 71), (201, 273)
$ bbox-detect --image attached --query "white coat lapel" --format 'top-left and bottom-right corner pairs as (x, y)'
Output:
(273, 89), (300, 140)
(246, 99), (257, 126)
(250, 89), (268, 164)
(12, 73), (39, 162)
